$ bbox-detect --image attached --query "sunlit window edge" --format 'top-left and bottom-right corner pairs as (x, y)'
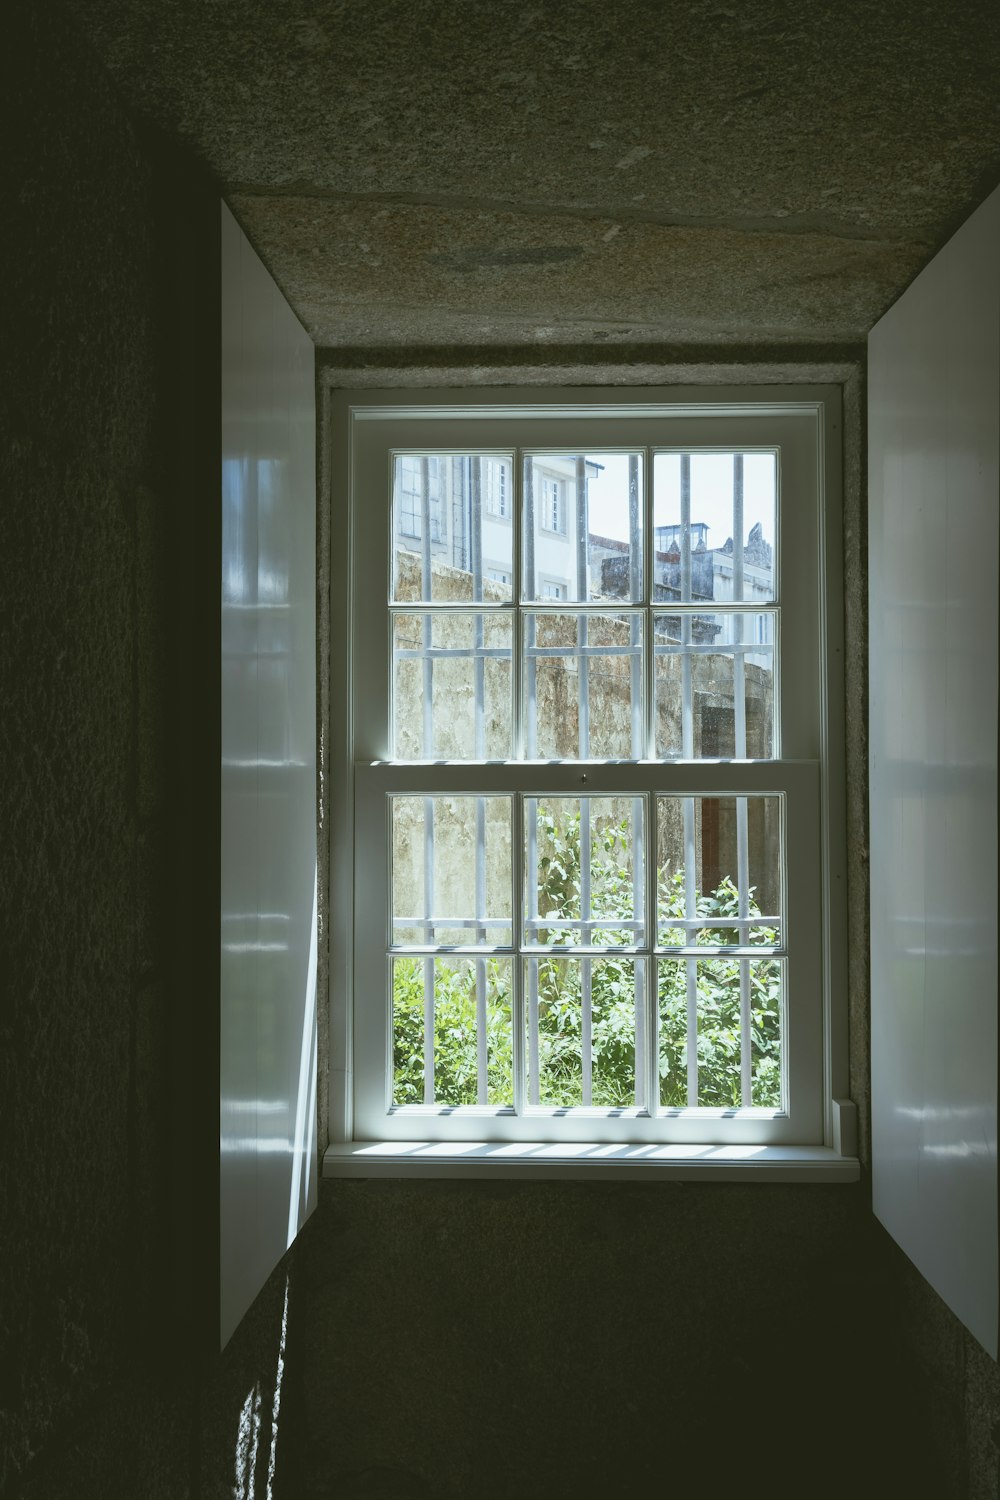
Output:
(323, 1140), (859, 1182)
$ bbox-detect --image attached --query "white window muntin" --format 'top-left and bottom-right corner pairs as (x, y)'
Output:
(341, 400), (840, 1150)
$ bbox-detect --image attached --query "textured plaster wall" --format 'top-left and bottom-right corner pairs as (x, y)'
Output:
(1, 7), (303, 1495)
(298, 1176), (1000, 1498)
(295, 1179), (960, 1499)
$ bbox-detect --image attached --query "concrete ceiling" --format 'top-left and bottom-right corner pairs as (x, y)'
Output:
(71, 0), (1000, 351)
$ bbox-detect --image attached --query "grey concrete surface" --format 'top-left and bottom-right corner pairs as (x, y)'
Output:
(67, 0), (1000, 348)
(315, 343), (863, 387)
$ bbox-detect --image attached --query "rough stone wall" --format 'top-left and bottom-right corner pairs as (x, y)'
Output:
(1, 7), (303, 1495)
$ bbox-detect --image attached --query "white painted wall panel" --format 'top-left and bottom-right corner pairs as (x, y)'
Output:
(220, 203), (317, 1348)
(869, 186), (1000, 1356)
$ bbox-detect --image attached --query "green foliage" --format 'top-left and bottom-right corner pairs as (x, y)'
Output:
(392, 957), (514, 1106)
(393, 806), (782, 1110)
(657, 867), (782, 1108)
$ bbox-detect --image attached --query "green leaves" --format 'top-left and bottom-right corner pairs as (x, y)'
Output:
(392, 957), (515, 1106)
(391, 807), (782, 1110)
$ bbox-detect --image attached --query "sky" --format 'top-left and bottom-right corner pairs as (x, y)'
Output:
(584, 451), (776, 549)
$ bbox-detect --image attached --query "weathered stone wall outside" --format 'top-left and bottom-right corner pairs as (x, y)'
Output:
(392, 549), (778, 929)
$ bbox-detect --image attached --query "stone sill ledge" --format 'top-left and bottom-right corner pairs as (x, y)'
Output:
(324, 1142), (860, 1183)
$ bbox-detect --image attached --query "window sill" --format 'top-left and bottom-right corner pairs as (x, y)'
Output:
(323, 1141), (860, 1182)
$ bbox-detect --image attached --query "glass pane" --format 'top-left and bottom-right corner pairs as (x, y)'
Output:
(393, 612), (512, 758)
(391, 795), (512, 948)
(656, 795), (781, 946)
(658, 957), (783, 1108)
(525, 797), (644, 947)
(653, 611), (774, 759)
(653, 451), (775, 604)
(392, 956), (513, 1106)
(526, 611), (643, 758)
(526, 956), (640, 1108)
(392, 454), (514, 602)
(523, 452), (643, 604)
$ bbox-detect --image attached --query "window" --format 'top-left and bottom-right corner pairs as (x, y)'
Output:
(396, 454), (444, 541)
(333, 393), (848, 1162)
(538, 472), (566, 534)
(485, 459), (510, 519)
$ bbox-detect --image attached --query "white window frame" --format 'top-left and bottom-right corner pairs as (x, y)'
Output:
(327, 389), (854, 1178)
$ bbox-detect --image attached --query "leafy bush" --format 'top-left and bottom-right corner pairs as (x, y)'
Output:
(393, 806), (781, 1109)
(392, 956), (514, 1106)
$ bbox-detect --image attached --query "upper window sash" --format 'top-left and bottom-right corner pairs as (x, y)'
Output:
(354, 415), (820, 766)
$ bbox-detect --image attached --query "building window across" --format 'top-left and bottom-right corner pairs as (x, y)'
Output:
(539, 473), (566, 534)
(335, 393), (847, 1157)
(485, 459), (510, 519)
(397, 454), (444, 541)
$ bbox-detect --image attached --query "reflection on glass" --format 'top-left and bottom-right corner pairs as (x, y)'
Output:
(526, 612), (643, 758)
(393, 613), (512, 758)
(392, 454), (514, 602)
(256, 458), (291, 604)
(523, 453), (643, 604)
(222, 456), (250, 604)
(391, 795), (512, 948)
(652, 452), (775, 605)
(392, 956), (513, 1107)
(525, 955), (640, 1108)
(223, 457), (291, 606)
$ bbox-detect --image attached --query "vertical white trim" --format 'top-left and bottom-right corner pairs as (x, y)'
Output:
(339, 392), (841, 1152)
